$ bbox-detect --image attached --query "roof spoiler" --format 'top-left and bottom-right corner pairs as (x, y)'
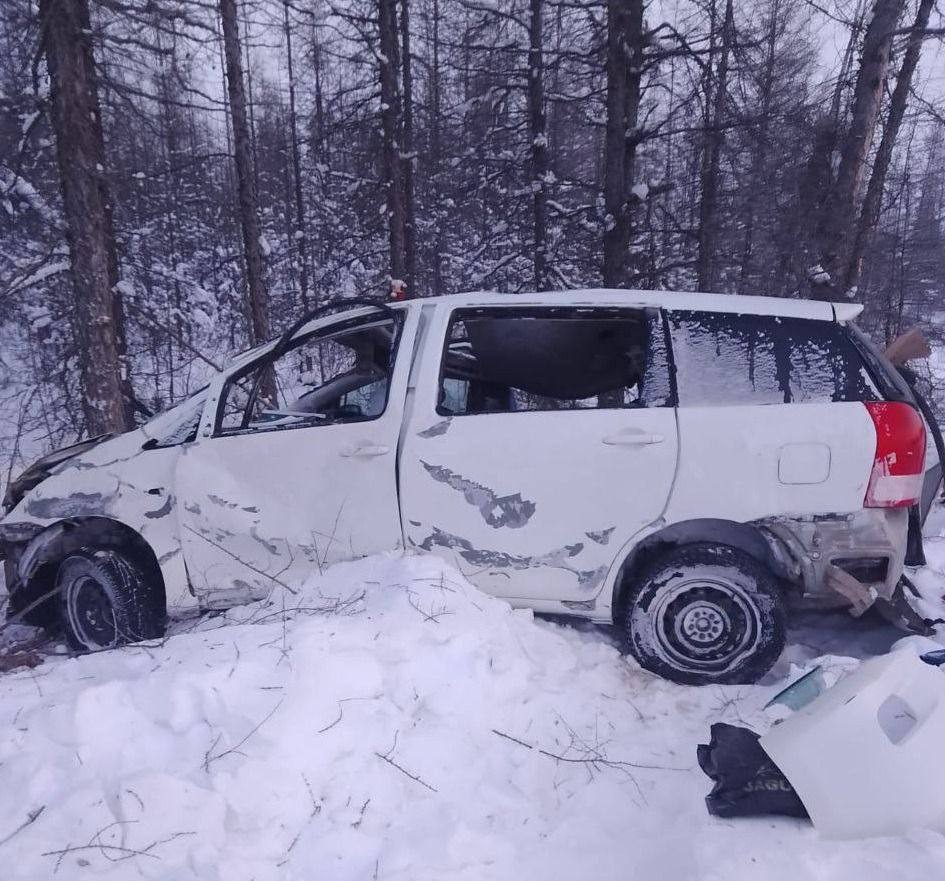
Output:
(833, 303), (864, 322)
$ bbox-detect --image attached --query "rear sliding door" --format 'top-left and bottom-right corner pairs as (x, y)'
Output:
(399, 305), (679, 604)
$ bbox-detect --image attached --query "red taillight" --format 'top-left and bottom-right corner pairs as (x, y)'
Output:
(863, 401), (926, 508)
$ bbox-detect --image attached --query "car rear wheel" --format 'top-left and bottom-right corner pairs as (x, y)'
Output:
(622, 543), (786, 686)
(56, 550), (165, 651)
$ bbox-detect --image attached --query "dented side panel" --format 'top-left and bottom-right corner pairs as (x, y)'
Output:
(398, 303), (680, 603)
(3, 430), (193, 610)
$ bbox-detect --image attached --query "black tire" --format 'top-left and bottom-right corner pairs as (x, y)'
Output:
(56, 549), (165, 651)
(622, 543), (786, 686)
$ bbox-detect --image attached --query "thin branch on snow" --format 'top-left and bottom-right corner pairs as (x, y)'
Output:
(43, 821), (195, 871)
(203, 698), (285, 771)
(0, 805), (45, 849)
(374, 731), (438, 793)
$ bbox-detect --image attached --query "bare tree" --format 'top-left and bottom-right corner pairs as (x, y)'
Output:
(847, 0), (936, 293)
(602, 0), (645, 287)
(283, 0), (311, 310)
(220, 0), (270, 344)
(696, 0), (735, 292)
(379, 0), (407, 288)
(39, 0), (131, 434)
(527, 0), (549, 290)
(400, 0), (417, 295)
(813, 0), (906, 299)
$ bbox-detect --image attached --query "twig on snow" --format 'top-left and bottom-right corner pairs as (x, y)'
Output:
(492, 727), (687, 772)
(0, 805), (45, 848)
(203, 698), (285, 771)
(374, 731), (438, 793)
(42, 821), (194, 872)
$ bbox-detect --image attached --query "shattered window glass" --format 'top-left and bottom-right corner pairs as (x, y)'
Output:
(141, 387), (209, 447)
(218, 317), (400, 434)
(667, 311), (878, 406)
(438, 307), (671, 415)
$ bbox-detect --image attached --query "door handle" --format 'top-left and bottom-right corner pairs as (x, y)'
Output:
(340, 443), (391, 458)
(601, 432), (665, 447)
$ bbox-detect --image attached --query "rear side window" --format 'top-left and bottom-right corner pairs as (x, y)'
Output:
(667, 311), (878, 406)
(438, 307), (673, 415)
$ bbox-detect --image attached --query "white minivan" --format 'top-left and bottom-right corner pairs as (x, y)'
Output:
(0, 290), (935, 684)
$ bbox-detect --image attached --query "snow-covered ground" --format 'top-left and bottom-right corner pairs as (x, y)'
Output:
(1, 548), (945, 880)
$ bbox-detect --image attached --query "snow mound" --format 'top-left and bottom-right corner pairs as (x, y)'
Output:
(1, 553), (944, 880)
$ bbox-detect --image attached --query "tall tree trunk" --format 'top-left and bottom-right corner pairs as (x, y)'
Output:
(219, 0), (270, 345)
(379, 0), (407, 288)
(527, 0), (549, 290)
(283, 0), (310, 310)
(846, 0), (934, 293)
(813, 0), (905, 299)
(312, 24), (328, 164)
(738, 0), (780, 293)
(602, 0), (645, 287)
(696, 0), (734, 292)
(399, 0), (417, 296)
(429, 0), (444, 296)
(40, 0), (132, 435)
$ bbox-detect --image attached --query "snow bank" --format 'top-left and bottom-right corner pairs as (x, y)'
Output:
(1, 553), (944, 880)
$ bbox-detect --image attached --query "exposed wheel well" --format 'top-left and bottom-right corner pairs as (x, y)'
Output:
(10, 517), (166, 629)
(611, 518), (793, 623)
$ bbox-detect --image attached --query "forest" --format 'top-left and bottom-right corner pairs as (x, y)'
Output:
(1, 0), (944, 474)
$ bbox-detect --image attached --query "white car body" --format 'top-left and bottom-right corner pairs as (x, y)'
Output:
(0, 289), (926, 630)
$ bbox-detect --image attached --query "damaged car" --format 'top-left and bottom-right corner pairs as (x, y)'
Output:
(0, 290), (940, 685)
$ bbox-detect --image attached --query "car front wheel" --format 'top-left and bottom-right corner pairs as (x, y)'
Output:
(622, 543), (786, 686)
(56, 550), (165, 651)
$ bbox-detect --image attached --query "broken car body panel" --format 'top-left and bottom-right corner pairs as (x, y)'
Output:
(0, 289), (930, 627)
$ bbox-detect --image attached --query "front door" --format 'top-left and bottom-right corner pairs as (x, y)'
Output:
(176, 307), (416, 607)
(399, 304), (679, 603)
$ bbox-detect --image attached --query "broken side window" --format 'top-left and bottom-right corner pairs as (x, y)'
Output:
(437, 307), (671, 415)
(667, 311), (879, 407)
(217, 316), (401, 435)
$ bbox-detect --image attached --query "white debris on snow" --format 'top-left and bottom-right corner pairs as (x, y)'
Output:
(808, 264), (831, 286)
(1, 553), (944, 879)
(113, 279), (136, 300)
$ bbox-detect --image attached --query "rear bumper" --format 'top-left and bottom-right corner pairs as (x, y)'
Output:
(758, 508), (909, 612)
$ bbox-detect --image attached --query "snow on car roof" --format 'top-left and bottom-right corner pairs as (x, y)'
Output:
(412, 288), (863, 322)
(276, 290), (862, 352)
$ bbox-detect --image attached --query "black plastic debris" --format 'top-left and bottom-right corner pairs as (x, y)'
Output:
(697, 723), (809, 819)
(920, 648), (945, 667)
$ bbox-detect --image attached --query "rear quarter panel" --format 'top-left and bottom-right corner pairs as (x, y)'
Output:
(664, 401), (877, 523)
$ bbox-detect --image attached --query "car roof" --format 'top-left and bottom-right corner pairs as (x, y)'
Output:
(404, 289), (862, 322)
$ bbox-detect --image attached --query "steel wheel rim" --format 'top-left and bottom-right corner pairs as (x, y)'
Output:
(65, 572), (118, 649)
(652, 577), (760, 673)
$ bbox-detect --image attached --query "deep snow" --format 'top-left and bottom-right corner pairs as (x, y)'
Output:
(1, 552), (944, 880)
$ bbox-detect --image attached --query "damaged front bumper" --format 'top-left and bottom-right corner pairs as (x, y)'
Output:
(0, 521), (44, 564)
(758, 509), (915, 622)
(0, 521), (46, 603)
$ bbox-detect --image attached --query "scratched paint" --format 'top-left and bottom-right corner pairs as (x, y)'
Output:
(420, 461), (535, 529)
(420, 527), (607, 591)
(24, 492), (114, 520)
(417, 418), (452, 439)
(585, 527), (616, 546)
